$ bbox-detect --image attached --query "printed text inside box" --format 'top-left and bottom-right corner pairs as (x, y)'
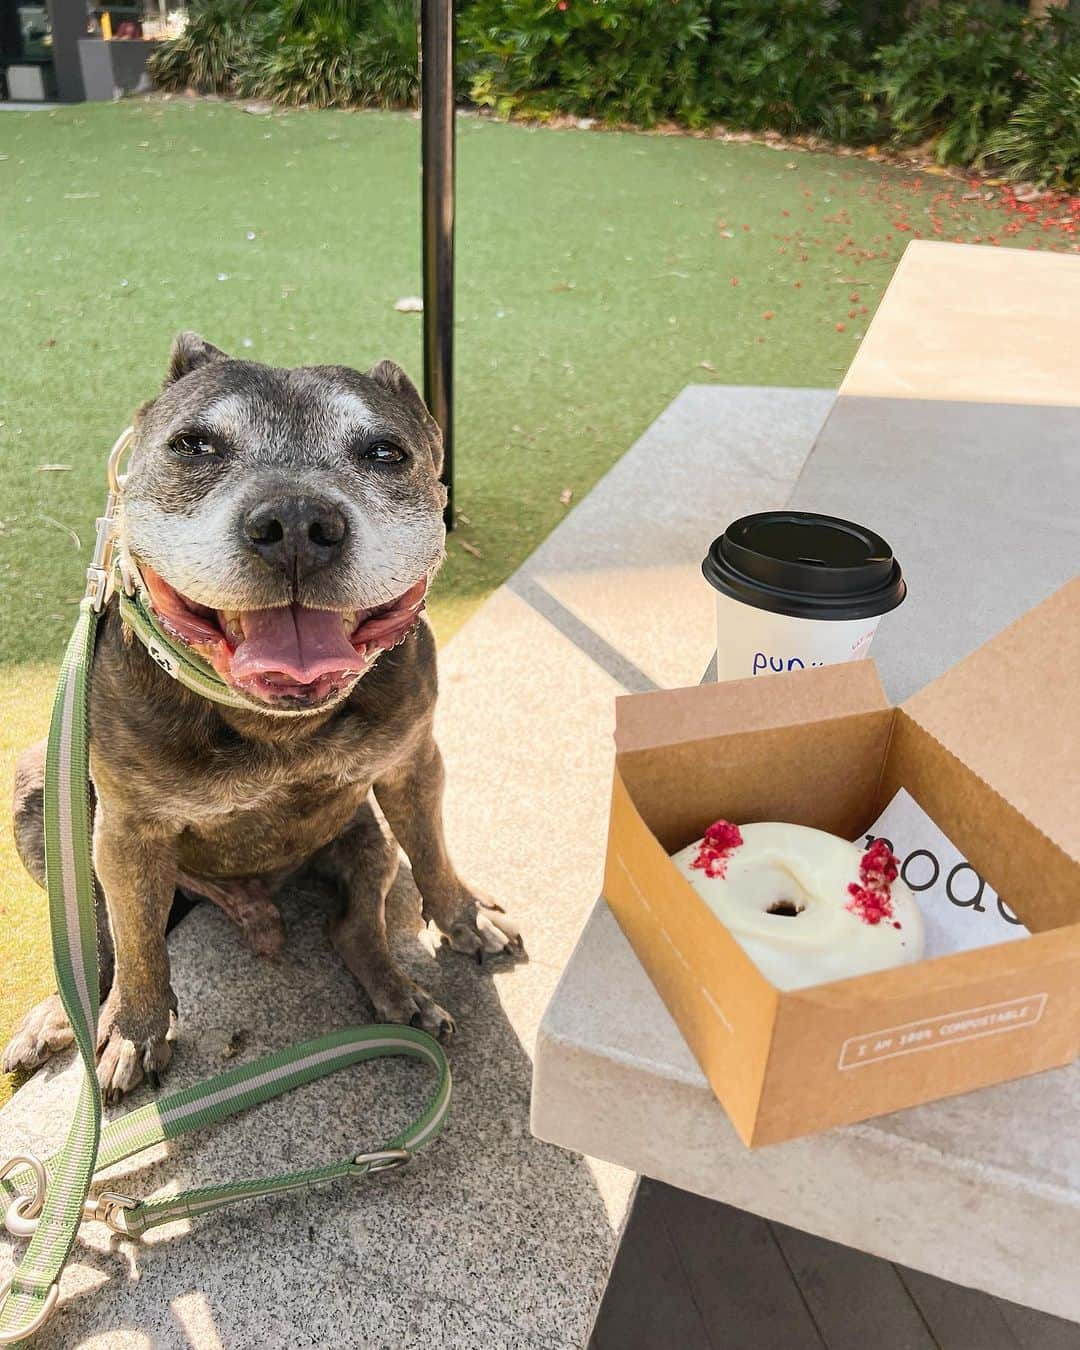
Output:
(838, 994), (1047, 1070)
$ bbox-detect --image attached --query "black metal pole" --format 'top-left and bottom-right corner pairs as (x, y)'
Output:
(420, 0), (455, 530)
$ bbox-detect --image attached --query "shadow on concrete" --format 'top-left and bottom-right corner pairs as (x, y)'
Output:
(0, 868), (619, 1349)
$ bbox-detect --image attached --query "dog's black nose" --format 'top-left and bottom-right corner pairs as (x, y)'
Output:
(244, 497), (348, 577)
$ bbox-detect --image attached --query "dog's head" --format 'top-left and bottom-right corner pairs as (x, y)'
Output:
(120, 333), (447, 712)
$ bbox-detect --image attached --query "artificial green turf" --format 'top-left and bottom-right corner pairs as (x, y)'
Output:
(0, 99), (1072, 1096)
(0, 101), (946, 663)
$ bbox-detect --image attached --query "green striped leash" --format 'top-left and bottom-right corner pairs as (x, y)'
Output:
(0, 430), (452, 1343)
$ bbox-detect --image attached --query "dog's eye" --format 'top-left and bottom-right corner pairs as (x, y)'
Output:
(169, 433), (217, 458)
(362, 441), (408, 466)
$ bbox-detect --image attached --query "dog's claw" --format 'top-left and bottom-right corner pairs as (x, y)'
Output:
(96, 1002), (176, 1102)
(436, 896), (526, 964)
(377, 985), (454, 1042)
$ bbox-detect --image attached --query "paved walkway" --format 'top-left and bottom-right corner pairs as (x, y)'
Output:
(0, 385), (831, 1348)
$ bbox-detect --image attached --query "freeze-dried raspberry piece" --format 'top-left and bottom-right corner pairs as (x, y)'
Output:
(691, 819), (744, 880)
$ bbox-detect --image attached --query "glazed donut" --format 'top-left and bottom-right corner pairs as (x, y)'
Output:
(671, 822), (925, 990)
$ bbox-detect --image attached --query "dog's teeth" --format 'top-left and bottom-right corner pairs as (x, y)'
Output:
(218, 611), (245, 644)
(341, 611), (359, 631)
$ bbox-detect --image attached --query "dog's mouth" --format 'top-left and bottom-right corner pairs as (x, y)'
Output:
(139, 565), (428, 709)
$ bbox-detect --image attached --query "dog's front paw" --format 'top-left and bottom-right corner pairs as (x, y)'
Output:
(435, 893), (525, 965)
(96, 994), (177, 1103)
(2, 993), (75, 1075)
(371, 977), (455, 1042)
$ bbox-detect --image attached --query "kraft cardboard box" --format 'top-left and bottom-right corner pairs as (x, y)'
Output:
(602, 579), (1080, 1147)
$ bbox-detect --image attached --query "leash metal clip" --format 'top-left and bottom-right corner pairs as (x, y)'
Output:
(0, 1154), (47, 1238)
(85, 426), (134, 613)
(84, 1190), (145, 1238)
(352, 1147), (411, 1174)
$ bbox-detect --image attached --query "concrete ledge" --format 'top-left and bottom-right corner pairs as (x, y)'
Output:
(534, 902), (1080, 1323)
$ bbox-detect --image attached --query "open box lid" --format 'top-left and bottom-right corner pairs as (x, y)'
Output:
(614, 659), (890, 755)
(901, 578), (1080, 863)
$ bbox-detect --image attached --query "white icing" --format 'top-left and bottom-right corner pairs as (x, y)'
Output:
(672, 822), (925, 991)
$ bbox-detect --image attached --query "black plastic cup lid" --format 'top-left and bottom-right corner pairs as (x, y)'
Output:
(702, 511), (906, 621)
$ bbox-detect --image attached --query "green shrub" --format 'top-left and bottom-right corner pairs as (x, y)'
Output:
(148, 0), (263, 93)
(702, 0), (880, 142)
(152, 0), (419, 107)
(462, 0), (879, 136)
(354, 0), (419, 106)
(875, 2), (1039, 166)
(239, 10), (364, 106)
(986, 17), (1080, 188)
(145, 0), (1079, 181)
(460, 0), (714, 127)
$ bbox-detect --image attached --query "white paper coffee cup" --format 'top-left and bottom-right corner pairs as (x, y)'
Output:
(703, 512), (906, 684)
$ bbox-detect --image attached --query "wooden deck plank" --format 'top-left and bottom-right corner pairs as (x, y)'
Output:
(896, 1266), (1022, 1350)
(589, 1179), (713, 1350)
(591, 1181), (1080, 1350)
(998, 1300), (1080, 1350)
(653, 1183), (827, 1350)
(770, 1222), (939, 1350)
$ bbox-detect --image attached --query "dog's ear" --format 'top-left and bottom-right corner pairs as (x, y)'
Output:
(366, 359), (443, 473)
(366, 359), (430, 421)
(165, 331), (228, 387)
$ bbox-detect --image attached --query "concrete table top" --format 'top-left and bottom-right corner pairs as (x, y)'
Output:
(533, 242), (1080, 1324)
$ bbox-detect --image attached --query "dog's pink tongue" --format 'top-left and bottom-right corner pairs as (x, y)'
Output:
(229, 605), (366, 684)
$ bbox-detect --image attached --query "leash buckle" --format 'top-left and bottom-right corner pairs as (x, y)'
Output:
(84, 1190), (145, 1238)
(85, 426), (135, 613)
(352, 1148), (411, 1175)
(0, 1277), (59, 1343)
(0, 1154), (46, 1239)
(85, 506), (118, 614)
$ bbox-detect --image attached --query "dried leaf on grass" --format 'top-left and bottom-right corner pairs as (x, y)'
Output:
(37, 515), (80, 550)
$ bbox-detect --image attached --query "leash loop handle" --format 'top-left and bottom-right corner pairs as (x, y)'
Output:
(0, 1280), (58, 1345)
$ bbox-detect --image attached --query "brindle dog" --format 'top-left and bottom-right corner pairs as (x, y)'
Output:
(3, 333), (522, 1102)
